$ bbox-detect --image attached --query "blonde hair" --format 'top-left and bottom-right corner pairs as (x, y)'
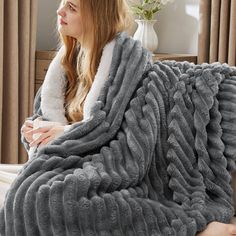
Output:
(58, 0), (133, 123)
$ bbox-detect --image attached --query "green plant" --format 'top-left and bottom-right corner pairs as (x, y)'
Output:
(130, 0), (173, 20)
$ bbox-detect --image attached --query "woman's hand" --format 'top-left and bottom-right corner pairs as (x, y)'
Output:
(196, 221), (236, 236)
(27, 124), (65, 147)
(21, 119), (34, 143)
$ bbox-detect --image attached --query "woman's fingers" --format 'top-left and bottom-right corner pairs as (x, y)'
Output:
(24, 133), (34, 143)
(30, 135), (51, 147)
(26, 126), (53, 136)
(38, 135), (55, 147)
(21, 120), (34, 143)
(21, 117), (45, 144)
(21, 121), (33, 133)
(29, 132), (51, 147)
(28, 124), (64, 147)
(25, 120), (33, 128)
(21, 126), (32, 133)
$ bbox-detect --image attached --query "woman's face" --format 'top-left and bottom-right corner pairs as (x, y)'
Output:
(57, 0), (83, 39)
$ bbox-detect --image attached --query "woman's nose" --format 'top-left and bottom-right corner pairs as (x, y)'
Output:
(57, 8), (65, 17)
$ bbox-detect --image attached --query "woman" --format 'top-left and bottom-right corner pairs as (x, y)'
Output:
(16, 0), (236, 235)
(22, 0), (132, 149)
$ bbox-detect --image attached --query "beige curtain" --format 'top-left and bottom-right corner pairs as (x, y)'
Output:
(198, 0), (236, 65)
(0, 0), (38, 164)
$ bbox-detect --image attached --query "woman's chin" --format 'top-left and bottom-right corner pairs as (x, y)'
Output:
(58, 29), (69, 37)
(58, 29), (77, 39)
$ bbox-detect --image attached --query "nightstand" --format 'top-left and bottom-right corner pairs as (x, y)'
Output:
(35, 51), (56, 93)
(152, 53), (197, 63)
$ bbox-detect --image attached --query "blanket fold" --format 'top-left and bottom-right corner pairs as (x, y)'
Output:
(1, 32), (236, 236)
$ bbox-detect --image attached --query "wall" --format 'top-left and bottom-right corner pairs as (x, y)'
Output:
(155, 0), (199, 54)
(36, 0), (61, 50)
(36, 0), (199, 54)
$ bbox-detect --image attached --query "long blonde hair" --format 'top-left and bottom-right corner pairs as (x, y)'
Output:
(58, 0), (132, 123)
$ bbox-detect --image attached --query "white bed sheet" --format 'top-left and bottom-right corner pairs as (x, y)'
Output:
(0, 164), (24, 208)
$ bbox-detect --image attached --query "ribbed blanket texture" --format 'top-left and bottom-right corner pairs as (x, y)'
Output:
(1, 32), (236, 236)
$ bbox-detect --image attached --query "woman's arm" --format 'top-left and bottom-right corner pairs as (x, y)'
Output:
(20, 86), (47, 152)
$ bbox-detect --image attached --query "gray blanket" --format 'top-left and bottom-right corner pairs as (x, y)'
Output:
(1, 32), (236, 236)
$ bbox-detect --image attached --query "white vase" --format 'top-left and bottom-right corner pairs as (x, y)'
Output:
(133, 19), (158, 53)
